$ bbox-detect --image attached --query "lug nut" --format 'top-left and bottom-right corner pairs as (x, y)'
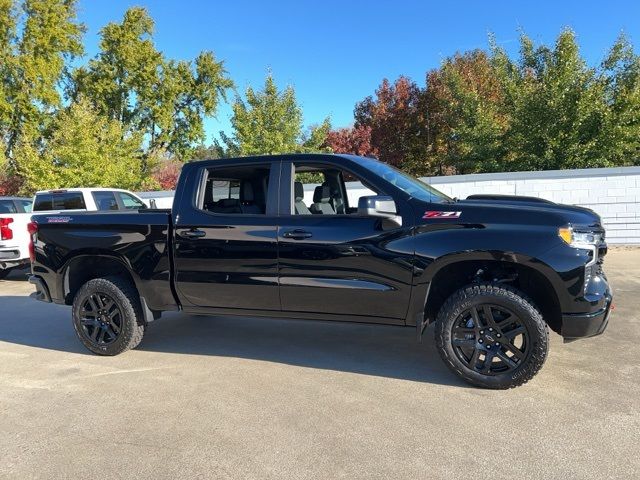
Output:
(497, 333), (501, 338)
(480, 330), (485, 335)
(478, 339), (483, 343)
(489, 328), (493, 332)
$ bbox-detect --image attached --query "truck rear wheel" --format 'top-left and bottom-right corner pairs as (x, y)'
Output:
(72, 276), (145, 356)
(435, 284), (548, 389)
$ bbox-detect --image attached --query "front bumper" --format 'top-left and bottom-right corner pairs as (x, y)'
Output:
(562, 294), (612, 340)
(561, 272), (613, 340)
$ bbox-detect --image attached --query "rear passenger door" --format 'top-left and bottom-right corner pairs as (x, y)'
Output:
(173, 161), (282, 311)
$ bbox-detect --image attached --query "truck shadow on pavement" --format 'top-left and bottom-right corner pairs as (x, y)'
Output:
(0, 293), (467, 387)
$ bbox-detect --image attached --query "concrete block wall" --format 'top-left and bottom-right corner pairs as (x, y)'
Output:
(424, 166), (640, 244)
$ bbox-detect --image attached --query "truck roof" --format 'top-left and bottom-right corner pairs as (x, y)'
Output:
(0, 196), (31, 201)
(34, 187), (139, 195)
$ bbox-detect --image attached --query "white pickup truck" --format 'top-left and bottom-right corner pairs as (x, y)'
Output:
(0, 196), (33, 278)
(0, 188), (150, 278)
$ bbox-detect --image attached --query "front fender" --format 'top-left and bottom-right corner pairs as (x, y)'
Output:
(405, 223), (567, 327)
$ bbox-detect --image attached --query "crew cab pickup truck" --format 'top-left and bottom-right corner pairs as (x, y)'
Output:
(28, 154), (613, 389)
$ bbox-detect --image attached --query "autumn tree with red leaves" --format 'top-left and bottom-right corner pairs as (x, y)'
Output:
(151, 161), (182, 190)
(324, 125), (378, 157)
(353, 76), (428, 174)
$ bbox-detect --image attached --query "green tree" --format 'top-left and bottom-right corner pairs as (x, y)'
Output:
(220, 74), (330, 156)
(15, 98), (146, 194)
(73, 7), (233, 165)
(1, 0), (84, 159)
(503, 30), (611, 170)
(599, 34), (640, 166)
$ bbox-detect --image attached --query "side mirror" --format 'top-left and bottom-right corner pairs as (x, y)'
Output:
(149, 199), (157, 209)
(357, 195), (402, 227)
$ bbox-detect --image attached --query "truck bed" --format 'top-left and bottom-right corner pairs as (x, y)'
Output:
(30, 209), (176, 311)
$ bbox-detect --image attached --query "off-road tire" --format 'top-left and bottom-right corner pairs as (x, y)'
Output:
(435, 283), (548, 389)
(72, 276), (145, 355)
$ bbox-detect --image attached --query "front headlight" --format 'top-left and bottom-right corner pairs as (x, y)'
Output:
(558, 226), (602, 266)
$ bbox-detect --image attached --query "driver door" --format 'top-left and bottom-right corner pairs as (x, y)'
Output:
(276, 160), (414, 322)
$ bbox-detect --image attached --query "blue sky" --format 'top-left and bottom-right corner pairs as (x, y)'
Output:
(76, 0), (640, 143)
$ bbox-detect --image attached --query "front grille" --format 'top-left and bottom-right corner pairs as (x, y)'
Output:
(595, 256), (605, 276)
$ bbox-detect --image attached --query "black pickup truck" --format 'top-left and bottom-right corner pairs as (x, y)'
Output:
(28, 154), (612, 388)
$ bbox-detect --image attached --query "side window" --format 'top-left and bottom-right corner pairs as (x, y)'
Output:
(292, 164), (379, 215)
(53, 192), (86, 210)
(0, 200), (17, 214)
(116, 192), (146, 210)
(199, 164), (271, 215)
(19, 200), (32, 213)
(34, 192), (86, 211)
(93, 191), (119, 211)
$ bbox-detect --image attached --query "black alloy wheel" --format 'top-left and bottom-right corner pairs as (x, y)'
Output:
(78, 292), (123, 347)
(451, 304), (528, 376)
(72, 276), (146, 355)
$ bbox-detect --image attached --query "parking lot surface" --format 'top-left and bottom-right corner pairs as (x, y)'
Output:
(1, 249), (639, 479)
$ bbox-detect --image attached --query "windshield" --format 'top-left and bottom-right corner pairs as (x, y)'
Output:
(357, 157), (452, 203)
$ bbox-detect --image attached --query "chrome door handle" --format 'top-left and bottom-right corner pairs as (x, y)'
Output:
(283, 229), (313, 240)
(179, 229), (206, 239)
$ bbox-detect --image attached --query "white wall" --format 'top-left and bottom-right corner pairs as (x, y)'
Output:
(424, 166), (640, 245)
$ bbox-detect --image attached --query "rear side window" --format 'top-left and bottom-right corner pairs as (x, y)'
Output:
(0, 200), (17, 214)
(33, 192), (86, 211)
(93, 191), (118, 211)
(199, 164), (271, 215)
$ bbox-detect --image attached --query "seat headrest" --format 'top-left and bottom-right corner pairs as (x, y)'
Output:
(240, 181), (254, 202)
(313, 185), (331, 203)
(219, 198), (240, 207)
(294, 182), (304, 200)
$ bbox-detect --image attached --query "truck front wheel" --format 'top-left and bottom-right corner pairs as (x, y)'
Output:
(72, 276), (146, 355)
(435, 284), (549, 389)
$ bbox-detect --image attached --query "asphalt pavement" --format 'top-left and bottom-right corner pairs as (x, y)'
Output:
(0, 249), (638, 479)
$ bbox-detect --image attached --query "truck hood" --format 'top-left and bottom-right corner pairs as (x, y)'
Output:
(415, 194), (603, 229)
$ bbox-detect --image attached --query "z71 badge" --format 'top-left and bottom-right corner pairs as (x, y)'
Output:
(423, 211), (462, 219)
